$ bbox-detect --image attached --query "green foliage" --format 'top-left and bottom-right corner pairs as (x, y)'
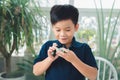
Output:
(0, 0), (47, 74)
(94, 0), (120, 78)
(17, 55), (45, 80)
(77, 29), (96, 42)
(94, 0), (120, 60)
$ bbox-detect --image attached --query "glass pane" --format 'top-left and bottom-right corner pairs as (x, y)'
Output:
(74, 0), (120, 9)
(76, 16), (97, 51)
(36, 0), (69, 7)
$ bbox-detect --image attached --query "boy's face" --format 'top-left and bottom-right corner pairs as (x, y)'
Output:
(52, 19), (79, 47)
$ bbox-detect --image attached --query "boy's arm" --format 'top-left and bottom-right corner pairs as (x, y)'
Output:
(71, 56), (98, 80)
(33, 57), (53, 76)
(57, 49), (98, 80)
(33, 44), (58, 76)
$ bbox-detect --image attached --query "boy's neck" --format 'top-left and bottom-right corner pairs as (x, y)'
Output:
(63, 43), (71, 49)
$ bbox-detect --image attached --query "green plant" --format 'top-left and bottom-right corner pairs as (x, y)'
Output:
(77, 29), (96, 42)
(94, 0), (120, 78)
(0, 0), (46, 77)
(17, 54), (45, 80)
(94, 0), (120, 59)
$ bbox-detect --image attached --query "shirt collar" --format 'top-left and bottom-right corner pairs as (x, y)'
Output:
(56, 37), (80, 49)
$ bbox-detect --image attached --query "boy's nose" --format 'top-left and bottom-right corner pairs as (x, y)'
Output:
(60, 31), (65, 36)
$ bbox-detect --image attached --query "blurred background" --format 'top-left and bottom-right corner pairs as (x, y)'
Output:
(0, 0), (120, 80)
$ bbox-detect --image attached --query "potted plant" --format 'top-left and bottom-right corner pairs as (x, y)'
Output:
(0, 0), (46, 79)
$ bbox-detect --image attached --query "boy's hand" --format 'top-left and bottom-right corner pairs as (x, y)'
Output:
(56, 48), (77, 63)
(47, 43), (59, 61)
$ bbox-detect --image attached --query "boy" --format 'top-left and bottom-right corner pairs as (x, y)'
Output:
(33, 4), (98, 80)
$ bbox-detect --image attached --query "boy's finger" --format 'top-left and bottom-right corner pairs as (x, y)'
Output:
(49, 46), (56, 51)
(60, 48), (69, 53)
(52, 43), (58, 47)
(56, 51), (64, 57)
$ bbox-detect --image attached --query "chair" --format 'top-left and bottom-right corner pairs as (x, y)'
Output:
(86, 56), (118, 80)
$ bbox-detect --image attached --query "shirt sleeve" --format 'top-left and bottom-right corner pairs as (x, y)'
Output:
(84, 44), (98, 69)
(33, 42), (48, 65)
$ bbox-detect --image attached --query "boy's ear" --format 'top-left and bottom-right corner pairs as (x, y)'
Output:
(75, 24), (79, 31)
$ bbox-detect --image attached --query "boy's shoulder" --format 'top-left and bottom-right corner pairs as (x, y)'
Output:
(43, 40), (58, 46)
(73, 40), (90, 48)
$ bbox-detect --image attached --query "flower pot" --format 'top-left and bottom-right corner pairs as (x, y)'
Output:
(0, 72), (25, 80)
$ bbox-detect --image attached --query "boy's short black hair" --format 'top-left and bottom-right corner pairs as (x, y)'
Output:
(50, 4), (79, 25)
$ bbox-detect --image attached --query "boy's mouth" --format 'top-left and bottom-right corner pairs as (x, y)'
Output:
(60, 38), (67, 41)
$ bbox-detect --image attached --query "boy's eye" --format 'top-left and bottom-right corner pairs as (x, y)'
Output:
(66, 30), (70, 31)
(56, 30), (60, 31)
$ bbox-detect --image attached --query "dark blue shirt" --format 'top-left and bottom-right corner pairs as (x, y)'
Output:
(34, 37), (98, 80)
